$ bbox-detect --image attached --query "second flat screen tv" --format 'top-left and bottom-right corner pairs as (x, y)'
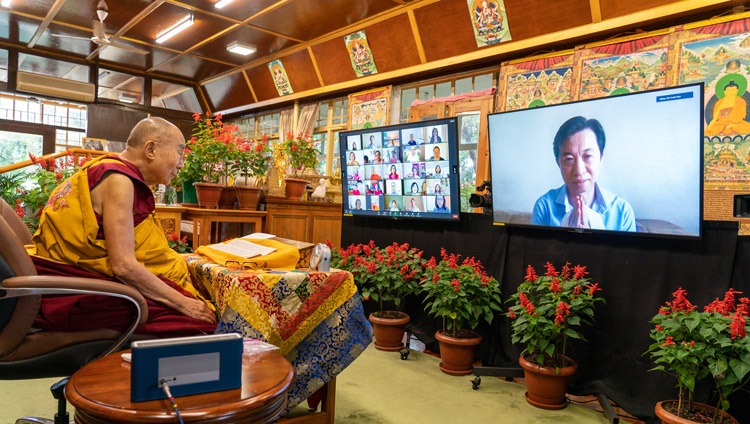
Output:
(487, 83), (704, 238)
(339, 117), (460, 221)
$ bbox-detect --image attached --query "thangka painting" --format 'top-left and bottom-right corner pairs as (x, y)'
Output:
(345, 30), (378, 77)
(678, 27), (750, 184)
(347, 86), (391, 130)
(499, 52), (574, 112)
(467, 0), (511, 47)
(504, 67), (573, 111)
(268, 59), (293, 96)
(578, 47), (669, 100)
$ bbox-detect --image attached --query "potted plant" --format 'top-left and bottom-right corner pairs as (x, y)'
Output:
(276, 131), (319, 200)
(178, 112), (235, 207)
(420, 248), (502, 375)
(646, 287), (749, 424)
(331, 240), (425, 351)
(228, 134), (273, 210)
(506, 261), (605, 409)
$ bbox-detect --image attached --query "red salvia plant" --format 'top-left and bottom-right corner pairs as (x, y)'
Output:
(646, 287), (750, 422)
(507, 261), (605, 368)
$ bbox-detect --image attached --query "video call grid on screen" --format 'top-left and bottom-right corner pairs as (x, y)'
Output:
(487, 83), (704, 238)
(340, 118), (460, 221)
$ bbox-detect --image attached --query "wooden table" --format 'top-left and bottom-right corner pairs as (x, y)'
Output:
(154, 205), (187, 235)
(66, 350), (294, 424)
(182, 207), (267, 249)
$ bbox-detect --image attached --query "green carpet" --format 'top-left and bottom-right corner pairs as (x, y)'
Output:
(331, 345), (610, 424)
(0, 345), (612, 423)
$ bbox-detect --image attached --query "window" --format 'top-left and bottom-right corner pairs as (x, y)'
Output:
(398, 70), (496, 123)
(313, 97), (348, 176)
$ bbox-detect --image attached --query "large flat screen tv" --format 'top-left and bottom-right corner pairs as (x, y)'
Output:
(339, 117), (460, 221)
(487, 83), (704, 238)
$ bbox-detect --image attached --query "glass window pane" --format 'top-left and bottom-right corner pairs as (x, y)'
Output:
(474, 73), (493, 91)
(455, 77), (472, 95)
(418, 85), (434, 101)
(0, 131), (43, 167)
(458, 113), (480, 213)
(317, 102), (329, 128)
(436, 82), (451, 98)
(400, 88), (416, 123)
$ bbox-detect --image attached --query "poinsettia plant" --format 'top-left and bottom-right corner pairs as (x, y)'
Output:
(277, 131), (319, 178)
(420, 248), (502, 338)
(507, 261), (605, 368)
(330, 240), (425, 316)
(646, 287), (750, 422)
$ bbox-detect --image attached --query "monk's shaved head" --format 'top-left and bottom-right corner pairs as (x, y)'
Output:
(126, 117), (182, 148)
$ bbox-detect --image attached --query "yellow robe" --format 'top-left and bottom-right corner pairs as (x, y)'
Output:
(26, 155), (208, 305)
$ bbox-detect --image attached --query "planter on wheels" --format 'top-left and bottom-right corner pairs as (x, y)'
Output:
(368, 312), (409, 352)
(518, 354), (577, 410)
(434, 330), (482, 376)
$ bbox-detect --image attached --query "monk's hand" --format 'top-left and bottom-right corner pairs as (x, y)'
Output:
(181, 298), (217, 324)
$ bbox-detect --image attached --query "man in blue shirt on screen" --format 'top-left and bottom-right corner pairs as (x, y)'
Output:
(531, 116), (636, 232)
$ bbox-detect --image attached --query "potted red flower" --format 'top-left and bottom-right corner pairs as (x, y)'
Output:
(331, 240), (425, 351)
(419, 249), (502, 375)
(646, 287), (750, 424)
(506, 261), (605, 409)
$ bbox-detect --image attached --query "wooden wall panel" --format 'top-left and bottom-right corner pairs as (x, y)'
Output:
(600, 0), (682, 20)
(282, 50), (321, 93)
(312, 38), (358, 86)
(414, 0), (479, 63)
(502, 0), (592, 41)
(203, 73), (253, 112)
(246, 65), (279, 103)
(364, 14), (422, 72)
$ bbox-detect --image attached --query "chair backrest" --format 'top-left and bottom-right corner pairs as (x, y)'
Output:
(0, 198), (33, 245)
(0, 202), (40, 359)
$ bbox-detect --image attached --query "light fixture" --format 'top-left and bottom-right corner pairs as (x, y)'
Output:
(227, 41), (256, 56)
(214, 0), (234, 9)
(155, 14), (194, 44)
(1, 0), (11, 8)
(119, 93), (138, 103)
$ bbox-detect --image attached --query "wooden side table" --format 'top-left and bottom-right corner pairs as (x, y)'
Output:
(66, 350), (294, 424)
(154, 205), (186, 235)
(182, 207), (267, 249)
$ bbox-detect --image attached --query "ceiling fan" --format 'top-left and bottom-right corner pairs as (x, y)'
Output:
(49, 0), (149, 55)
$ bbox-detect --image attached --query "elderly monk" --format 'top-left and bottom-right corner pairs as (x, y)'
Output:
(27, 117), (216, 336)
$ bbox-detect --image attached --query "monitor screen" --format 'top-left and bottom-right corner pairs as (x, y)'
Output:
(339, 117), (460, 221)
(487, 83), (704, 238)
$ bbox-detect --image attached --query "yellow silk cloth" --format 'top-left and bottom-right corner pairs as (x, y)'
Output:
(185, 254), (357, 356)
(194, 238), (300, 270)
(25, 155), (209, 306)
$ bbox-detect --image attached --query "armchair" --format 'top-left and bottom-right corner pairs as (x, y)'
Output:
(0, 199), (148, 423)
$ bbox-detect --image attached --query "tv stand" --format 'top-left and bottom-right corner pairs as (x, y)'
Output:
(470, 365), (620, 424)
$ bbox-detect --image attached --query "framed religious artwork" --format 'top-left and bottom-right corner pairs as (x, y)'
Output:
(347, 86), (391, 130)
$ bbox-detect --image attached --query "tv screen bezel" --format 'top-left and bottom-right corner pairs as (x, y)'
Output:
(486, 82), (705, 239)
(339, 117), (461, 221)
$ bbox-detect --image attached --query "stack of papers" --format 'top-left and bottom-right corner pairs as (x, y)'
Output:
(208, 238), (276, 258)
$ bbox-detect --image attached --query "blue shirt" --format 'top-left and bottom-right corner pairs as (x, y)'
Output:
(531, 184), (636, 232)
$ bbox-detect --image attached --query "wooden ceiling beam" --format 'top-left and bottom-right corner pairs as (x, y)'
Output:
(27, 0), (66, 49)
(590, 0), (602, 23)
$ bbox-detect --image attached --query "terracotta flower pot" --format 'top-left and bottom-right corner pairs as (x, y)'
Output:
(193, 182), (224, 209)
(655, 400), (739, 424)
(518, 354), (577, 410)
(218, 186), (237, 209)
(284, 178), (308, 200)
(434, 330), (482, 376)
(368, 312), (409, 352)
(236, 185), (262, 210)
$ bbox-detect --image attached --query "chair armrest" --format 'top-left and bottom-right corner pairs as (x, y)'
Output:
(1, 275), (148, 358)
